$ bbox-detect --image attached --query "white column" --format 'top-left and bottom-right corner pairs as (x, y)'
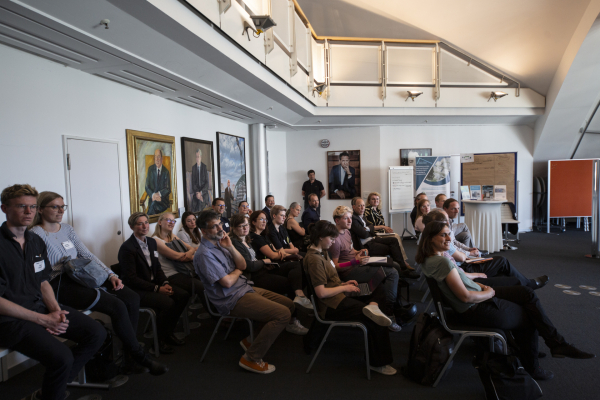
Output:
(249, 123), (268, 211)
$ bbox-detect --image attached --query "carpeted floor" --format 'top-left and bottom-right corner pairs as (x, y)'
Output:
(2, 226), (600, 400)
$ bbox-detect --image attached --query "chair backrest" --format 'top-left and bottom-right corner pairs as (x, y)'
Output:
(501, 203), (519, 223)
(110, 263), (121, 276)
(203, 291), (221, 317)
(425, 277), (453, 330)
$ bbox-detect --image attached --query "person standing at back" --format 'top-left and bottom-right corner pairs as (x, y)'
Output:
(262, 195), (275, 225)
(301, 170), (325, 214)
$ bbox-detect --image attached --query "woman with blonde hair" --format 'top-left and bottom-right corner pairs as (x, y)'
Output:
(284, 202), (306, 250)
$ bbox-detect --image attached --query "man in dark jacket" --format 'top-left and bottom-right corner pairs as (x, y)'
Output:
(191, 148), (210, 212)
(145, 149), (171, 215)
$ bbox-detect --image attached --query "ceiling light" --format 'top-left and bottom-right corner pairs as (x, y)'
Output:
(250, 16), (276, 34)
(313, 82), (327, 97)
(488, 91), (508, 102)
(406, 91), (423, 102)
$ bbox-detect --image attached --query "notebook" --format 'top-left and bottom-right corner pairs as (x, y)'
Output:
(347, 267), (387, 297)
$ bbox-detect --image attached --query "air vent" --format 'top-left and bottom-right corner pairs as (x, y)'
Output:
(189, 96), (222, 108)
(93, 74), (152, 94)
(120, 70), (176, 91)
(105, 72), (164, 92)
(176, 97), (210, 109)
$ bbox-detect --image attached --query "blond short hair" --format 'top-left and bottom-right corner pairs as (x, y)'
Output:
(270, 205), (286, 219)
(1, 184), (38, 205)
(333, 205), (352, 221)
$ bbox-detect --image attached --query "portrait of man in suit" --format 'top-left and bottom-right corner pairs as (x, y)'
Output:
(224, 179), (234, 218)
(145, 148), (171, 215)
(191, 148), (210, 212)
(328, 151), (358, 199)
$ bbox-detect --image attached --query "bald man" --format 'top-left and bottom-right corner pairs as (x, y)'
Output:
(145, 148), (171, 215)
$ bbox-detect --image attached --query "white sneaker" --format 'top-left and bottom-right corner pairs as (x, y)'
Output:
(293, 295), (314, 310)
(370, 365), (398, 376)
(286, 319), (309, 335)
(362, 305), (392, 327)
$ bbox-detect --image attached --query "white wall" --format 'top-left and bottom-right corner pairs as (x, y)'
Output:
(266, 130), (288, 208)
(0, 44), (249, 239)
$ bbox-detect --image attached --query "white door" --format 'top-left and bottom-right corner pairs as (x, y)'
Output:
(65, 138), (124, 267)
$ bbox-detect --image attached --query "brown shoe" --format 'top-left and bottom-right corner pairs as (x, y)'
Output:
(239, 356), (276, 374)
(240, 337), (252, 352)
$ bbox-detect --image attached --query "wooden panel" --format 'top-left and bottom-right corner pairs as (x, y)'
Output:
(549, 160), (594, 217)
(462, 153), (516, 205)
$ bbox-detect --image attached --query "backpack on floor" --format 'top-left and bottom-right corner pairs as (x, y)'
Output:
(402, 312), (454, 386)
(474, 352), (543, 400)
(85, 321), (119, 382)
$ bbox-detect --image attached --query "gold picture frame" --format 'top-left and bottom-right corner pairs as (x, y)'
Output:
(126, 129), (179, 223)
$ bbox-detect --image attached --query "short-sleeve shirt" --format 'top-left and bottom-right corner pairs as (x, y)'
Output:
(422, 255), (481, 313)
(194, 239), (253, 315)
(328, 229), (354, 264)
(249, 232), (272, 260)
(302, 179), (324, 198)
(303, 247), (345, 319)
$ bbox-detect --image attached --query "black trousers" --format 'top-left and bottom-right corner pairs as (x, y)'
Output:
(134, 285), (190, 340)
(267, 261), (303, 296)
(365, 237), (406, 267)
(462, 257), (535, 288)
(50, 275), (141, 352)
(0, 305), (106, 400)
(457, 285), (565, 372)
(252, 269), (290, 297)
(324, 286), (393, 367)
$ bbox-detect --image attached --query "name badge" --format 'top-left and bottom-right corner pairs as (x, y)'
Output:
(62, 240), (74, 250)
(154, 251), (159, 258)
(330, 260), (336, 268)
(34, 260), (45, 273)
(224, 223), (229, 228)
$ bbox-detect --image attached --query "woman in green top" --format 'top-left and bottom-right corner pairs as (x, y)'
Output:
(416, 221), (595, 381)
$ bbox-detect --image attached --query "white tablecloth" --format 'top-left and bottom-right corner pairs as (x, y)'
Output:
(463, 200), (503, 253)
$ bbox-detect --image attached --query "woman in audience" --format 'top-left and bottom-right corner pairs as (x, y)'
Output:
(303, 220), (396, 375)
(416, 221), (595, 381)
(152, 212), (204, 302)
(248, 210), (313, 311)
(177, 211), (201, 247)
(267, 205), (302, 258)
(414, 198), (431, 233)
(31, 191), (167, 375)
(238, 201), (253, 218)
(230, 214), (308, 335)
(363, 192), (413, 270)
(284, 202), (306, 250)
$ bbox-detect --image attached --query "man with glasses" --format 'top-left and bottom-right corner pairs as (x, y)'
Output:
(0, 184), (106, 400)
(212, 198), (230, 233)
(194, 210), (293, 374)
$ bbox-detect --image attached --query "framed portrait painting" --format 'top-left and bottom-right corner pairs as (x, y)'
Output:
(181, 137), (215, 214)
(327, 150), (361, 200)
(217, 132), (247, 218)
(126, 129), (179, 223)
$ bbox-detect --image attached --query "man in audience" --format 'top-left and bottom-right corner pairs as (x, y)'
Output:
(410, 192), (427, 227)
(145, 148), (171, 215)
(329, 152), (356, 199)
(330, 206), (416, 331)
(194, 210), (293, 374)
(212, 198), (230, 233)
(433, 193), (447, 210)
(301, 193), (321, 229)
(422, 209), (549, 290)
(262, 195), (275, 225)
(443, 198), (475, 248)
(350, 198), (420, 279)
(0, 184), (106, 400)
(301, 170), (325, 213)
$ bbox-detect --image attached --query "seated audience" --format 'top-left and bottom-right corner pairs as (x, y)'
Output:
(248, 210), (313, 312)
(363, 192), (413, 270)
(329, 206), (402, 332)
(194, 210), (293, 374)
(410, 192), (427, 227)
(230, 214), (308, 335)
(349, 198), (419, 279)
(414, 198), (431, 233)
(238, 201), (253, 218)
(422, 210), (548, 290)
(301, 193), (321, 229)
(178, 211), (201, 248)
(285, 202), (306, 250)
(30, 191), (167, 376)
(268, 205), (302, 258)
(262, 195), (275, 225)
(417, 221), (595, 380)
(301, 169), (325, 213)
(303, 220), (396, 375)
(443, 198), (475, 248)
(118, 212), (190, 354)
(433, 193), (447, 210)
(0, 184), (106, 400)
(212, 198), (230, 233)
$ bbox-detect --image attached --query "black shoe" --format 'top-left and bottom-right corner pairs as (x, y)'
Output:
(157, 341), (175, 354)
(401, 270), (421, 280)
(120, 359), (149, 375)
(165, 334), (185, 346)
(395, 303), (417, 322)
(132, 351), (169, 376)
(533, 275), (549, 289)
(551, 342), (595, 359)
(530, 367), (554, 381)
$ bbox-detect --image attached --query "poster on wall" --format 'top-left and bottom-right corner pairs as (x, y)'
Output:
(217, 132), (247, 218)
(181, 137), (215, 214)
(327, 150), (361, 200)
(126, 129), (179, 223)
(415, 156), (452, 199)
(400, 148), (432, 167)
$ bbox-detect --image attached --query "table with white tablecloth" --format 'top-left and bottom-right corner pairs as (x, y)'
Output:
(462, 200), (504, 253)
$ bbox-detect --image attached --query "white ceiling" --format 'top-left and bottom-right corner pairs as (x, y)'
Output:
(297, 0), (595, 95)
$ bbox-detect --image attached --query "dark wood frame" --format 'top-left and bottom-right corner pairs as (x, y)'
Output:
(180, 137), (215, 213)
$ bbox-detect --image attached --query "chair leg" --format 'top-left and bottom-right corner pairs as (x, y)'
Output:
(246, 319), (254, 343)
(421, 288), (430, 303)
(425, 299), (433, 313)
(358, 324), (371, 380)
(223, 318), (236, 340)
(140, 309), (160, 357)
(306, 325), (335, 373)
(67, 367), (110, 390)
(433, 334), (467, 387)
(201, 317), (224, 362)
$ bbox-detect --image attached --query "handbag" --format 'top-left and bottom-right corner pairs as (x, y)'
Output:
(62, 257), (109, 289)
(474, 352), (543, 400)
(165, 237), (194, 275)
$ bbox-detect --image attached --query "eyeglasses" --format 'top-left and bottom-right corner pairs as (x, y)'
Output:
(240, 205), (249, 208)
(43, 205), (68, 211)
(13, 204), (37, 211)
(257, 218), (267, 222)
(135, 221), (149, 226)
(216, 204), (225, 208)
(164, 219), (176, 224)
(207, 222), (223, 230)
(237, 224), (249, 228)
